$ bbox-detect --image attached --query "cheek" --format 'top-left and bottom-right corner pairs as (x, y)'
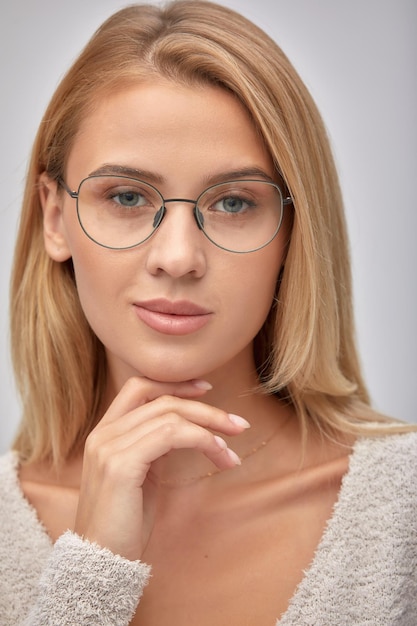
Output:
(223, 244), (283, 335)
(64, 205), (128, 301)
(69, 240), (127, 326)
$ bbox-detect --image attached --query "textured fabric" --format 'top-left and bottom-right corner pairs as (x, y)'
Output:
(0, 452), (151, 626)
(24, 532), (151, 625)
(0, 433), (416, 624)
(278, 432), (417, 625)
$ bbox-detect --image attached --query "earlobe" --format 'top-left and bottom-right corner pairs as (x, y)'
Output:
(39, 173), (72, 262)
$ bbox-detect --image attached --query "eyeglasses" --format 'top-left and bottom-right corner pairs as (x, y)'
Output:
(58, 175), (292, 253)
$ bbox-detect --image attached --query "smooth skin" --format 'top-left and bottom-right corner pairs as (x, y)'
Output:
(20, 81), (352, 625)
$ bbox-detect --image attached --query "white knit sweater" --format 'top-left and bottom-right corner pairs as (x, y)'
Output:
(0, 432), (416, 625)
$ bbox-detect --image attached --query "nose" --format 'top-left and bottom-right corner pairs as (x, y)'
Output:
(145, 202), (207, 278)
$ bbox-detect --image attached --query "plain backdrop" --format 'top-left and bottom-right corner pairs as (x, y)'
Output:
(0, 0), (416, 452)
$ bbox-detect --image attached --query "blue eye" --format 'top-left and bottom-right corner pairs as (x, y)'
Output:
(112, 190), (146, 207)
(213, 196), (252, 214)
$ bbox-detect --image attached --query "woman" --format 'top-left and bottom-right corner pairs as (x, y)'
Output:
(0, 1), (415, 624)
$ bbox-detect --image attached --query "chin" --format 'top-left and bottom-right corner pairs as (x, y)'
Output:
(117, 357), (209, 385)
(141, 363), (209, 384)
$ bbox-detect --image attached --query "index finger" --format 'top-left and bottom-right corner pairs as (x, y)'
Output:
(100, 376), (213, 425)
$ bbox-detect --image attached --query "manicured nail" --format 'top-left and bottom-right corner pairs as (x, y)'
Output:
(193, 379), (213, 390)
(226, 448), (241, 466)
(228, 413), (251, 429)
(214, 435), (228, 450)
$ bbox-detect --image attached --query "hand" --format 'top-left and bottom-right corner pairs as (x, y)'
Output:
(74, 377), (248, 561)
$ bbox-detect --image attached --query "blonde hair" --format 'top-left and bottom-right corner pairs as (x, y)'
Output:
(10, 0), (411, 464)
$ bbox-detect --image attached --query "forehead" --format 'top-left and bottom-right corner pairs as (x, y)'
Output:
(66, 80), (274, 188)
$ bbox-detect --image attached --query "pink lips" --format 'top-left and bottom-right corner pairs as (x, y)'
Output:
(133, 299), (212, 335)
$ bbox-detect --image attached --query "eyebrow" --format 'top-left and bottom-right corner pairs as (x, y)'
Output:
(204, 167), (275, 186)
(88, 164), (165, 185)
(88, 164), (276, 187)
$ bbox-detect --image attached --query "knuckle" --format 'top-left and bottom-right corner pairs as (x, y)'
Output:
(123, 376), (144, 395)
(93, 442), (111, 470)
(84, 430), (100, 454)
(158, 420), (180, 439)
(164, 411), (182, 425)
(154, 394), (175, 409)
(84, 431), (113, 466)
(93, 444), (126, 481)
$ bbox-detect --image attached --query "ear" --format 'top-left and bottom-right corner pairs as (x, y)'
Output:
(39, 172), (72, 262)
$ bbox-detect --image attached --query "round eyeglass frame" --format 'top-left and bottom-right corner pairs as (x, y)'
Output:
(58, 175), (293, 254)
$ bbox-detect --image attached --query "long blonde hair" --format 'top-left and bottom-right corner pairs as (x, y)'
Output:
(11, 0), (410, 464)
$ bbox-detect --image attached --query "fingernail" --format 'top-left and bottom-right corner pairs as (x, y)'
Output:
(228, 413), (251, 429)
(226, 448), (241, 466)
(193, 379), (213, 390)
(214, 435), (227, 450)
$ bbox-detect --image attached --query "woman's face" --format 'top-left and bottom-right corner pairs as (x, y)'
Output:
(42, 81), (290, 390)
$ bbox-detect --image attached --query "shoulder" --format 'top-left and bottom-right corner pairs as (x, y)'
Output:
(335, 431), (417, 565)
(355, 428), (417, 458)
(0, 449), (18, 472)
(350, 430), (417, 495)
(0, 450), (20, 505)
(319, 432), (417, 581)
(0, 449), (52, 558)
(0, 451), (53, 623)
(0, 450), (29, 512)
(0, 449), (52, 549)
(280, 432), (417, 624)
(342, 431), (417, 522)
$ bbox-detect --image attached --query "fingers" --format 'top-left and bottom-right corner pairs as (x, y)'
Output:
(84, 409), (245, 492)
(88, 414), (242, 481)
(84, 376), (249, 484)
(97, 376), (250, 445)
(98, 396), (249, 448)
(100, 376), (215, 425)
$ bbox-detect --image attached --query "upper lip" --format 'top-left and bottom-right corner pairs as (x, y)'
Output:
(134, 298), (211, 316)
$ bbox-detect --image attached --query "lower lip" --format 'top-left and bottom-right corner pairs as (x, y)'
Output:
(134, 305), (212, 335)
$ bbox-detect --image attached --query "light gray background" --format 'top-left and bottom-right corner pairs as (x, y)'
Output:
(1, 0), (416, 452)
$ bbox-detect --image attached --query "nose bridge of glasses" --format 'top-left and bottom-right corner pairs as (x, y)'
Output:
(160, 197), (203, 230)
(163, 197), (197, 207)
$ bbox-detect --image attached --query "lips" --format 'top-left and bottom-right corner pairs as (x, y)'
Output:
(133, 298), (212, 335)
(135, 299), (209, 316)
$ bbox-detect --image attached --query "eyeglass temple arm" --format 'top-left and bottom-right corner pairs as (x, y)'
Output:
(57, 178), (78, 199)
